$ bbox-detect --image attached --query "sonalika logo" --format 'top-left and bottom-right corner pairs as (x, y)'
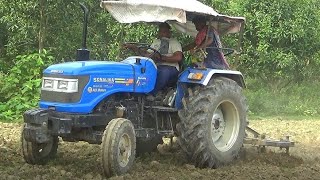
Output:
(93, 78), (114, 83)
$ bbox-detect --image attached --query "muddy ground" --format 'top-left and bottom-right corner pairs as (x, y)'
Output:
(1, 118), (320, 180)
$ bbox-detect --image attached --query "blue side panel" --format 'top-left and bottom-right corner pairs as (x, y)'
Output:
(178, 67), (211, 85)
(122, 57), (157, 93)
(175, 83), (185, 110)
(175, 68), (210, 110)
(39, 57), (157, 113)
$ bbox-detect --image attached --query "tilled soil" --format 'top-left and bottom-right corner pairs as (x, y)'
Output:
(1, 118), (320, 180)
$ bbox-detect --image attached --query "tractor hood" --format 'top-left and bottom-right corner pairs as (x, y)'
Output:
(43, 61), (133, 75)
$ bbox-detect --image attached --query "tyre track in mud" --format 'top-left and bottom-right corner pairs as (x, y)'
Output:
(0, 119), (320, 180)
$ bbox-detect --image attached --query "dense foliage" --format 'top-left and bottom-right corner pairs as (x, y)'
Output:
(232, 0), (320, 87)
(0, 51), (53, 120)
(1, 0), (320, 120)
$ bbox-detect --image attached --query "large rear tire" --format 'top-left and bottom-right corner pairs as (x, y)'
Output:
(21, 123), (59, 165)
(101, 118), (136, 178)
(177, 77), (247, 168)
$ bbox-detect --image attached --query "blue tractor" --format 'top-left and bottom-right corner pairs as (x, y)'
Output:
(22, 1), (247, 177)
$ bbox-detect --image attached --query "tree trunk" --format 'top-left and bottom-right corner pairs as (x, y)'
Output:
(38, 0), (46, 53)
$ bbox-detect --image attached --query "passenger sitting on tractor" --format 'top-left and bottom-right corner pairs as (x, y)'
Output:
(183, 16), (229, 69)
(124, 22), (183, 100)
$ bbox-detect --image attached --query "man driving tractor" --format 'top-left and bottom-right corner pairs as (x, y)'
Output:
(124, 22), (183, 100)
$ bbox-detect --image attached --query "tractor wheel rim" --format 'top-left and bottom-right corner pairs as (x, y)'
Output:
(211, 100), (240, 152)
(118, 133), (132, 167)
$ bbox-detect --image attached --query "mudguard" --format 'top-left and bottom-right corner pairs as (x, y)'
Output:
(175, 67), (245, 109)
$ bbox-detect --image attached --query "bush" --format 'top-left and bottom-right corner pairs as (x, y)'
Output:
(0, 51), (53, 121)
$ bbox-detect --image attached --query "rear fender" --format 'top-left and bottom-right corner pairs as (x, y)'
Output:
(175, 68), (245, 109)
(178, 67), (245, 88)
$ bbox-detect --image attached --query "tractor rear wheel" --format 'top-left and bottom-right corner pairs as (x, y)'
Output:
(21, 124), (59, 165)
(177, 77), (247, 168)
(101, 118), (136, 178)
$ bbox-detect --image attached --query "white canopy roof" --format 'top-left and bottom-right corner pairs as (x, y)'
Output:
(100, 0), (245, 36)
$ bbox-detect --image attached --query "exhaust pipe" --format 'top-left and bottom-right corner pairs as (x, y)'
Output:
(76, 3), (90, 61)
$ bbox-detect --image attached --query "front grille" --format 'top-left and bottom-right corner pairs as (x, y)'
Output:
(41, 75), (89, 103)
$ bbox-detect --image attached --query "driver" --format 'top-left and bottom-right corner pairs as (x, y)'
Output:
(124, 22), (182, 100)
(183, 16), (229, 69)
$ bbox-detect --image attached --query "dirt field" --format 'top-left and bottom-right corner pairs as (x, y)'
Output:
(1, 118), (320, 180)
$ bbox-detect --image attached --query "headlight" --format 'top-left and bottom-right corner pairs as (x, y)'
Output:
(58, 80), (68, 90)
(43, 79), (54, 88)
(42, 77), (78, 93)
(188, 72), (203, 81)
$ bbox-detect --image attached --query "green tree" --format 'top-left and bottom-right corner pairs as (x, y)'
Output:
(228, 0), (320, 89)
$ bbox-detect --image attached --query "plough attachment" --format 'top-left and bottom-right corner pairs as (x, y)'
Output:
(244, 126), (295, 154)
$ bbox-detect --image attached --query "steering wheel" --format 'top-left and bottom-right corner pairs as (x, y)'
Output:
(138, 45), (162, 61)
(125, 42), (162, 61)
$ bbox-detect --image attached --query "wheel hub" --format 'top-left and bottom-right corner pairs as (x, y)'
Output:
(211, 108), (225, 143)
(210, 101), (240, 152)
(118, 133), (132, 167)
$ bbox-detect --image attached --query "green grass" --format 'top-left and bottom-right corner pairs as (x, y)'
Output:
(245, 79), (320, 117)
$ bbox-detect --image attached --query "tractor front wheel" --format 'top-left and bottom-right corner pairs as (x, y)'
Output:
(101, 118), (136, 178)
(21, 124), (59, 165)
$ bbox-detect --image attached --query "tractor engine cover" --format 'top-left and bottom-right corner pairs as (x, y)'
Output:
(39, 57), (157, 113)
